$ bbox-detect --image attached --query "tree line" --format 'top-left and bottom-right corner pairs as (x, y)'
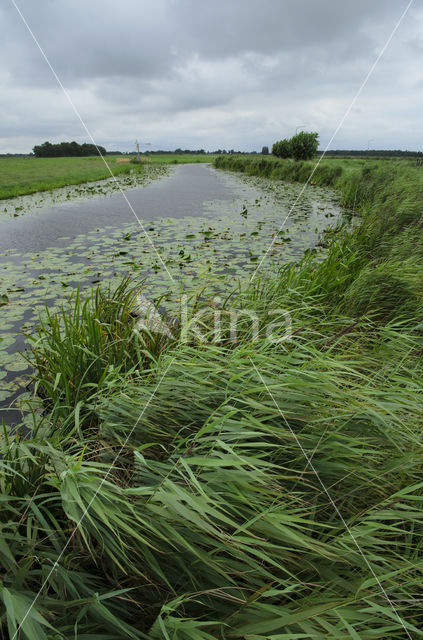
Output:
(33, 141), (106, 157)
(323, 149), (423, 158)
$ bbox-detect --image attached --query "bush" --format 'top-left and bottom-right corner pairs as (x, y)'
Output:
(272, 138), (292, 158)
(272, 132), (319, 161)
(290, 131), (319, 161)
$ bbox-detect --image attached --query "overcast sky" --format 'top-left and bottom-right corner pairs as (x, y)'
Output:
(0, 0), (421, 153)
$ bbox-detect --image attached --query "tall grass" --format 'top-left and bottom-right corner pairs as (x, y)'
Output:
(214, 154), (423, 211)
(25, 279), (172, 437)
(2, 158), (423, 638)
(214, 154), (345, 188)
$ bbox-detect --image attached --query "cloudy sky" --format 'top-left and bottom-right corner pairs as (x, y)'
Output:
(0, 0), (421, 153)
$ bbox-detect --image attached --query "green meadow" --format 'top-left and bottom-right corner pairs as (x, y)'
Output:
(1, 156), (423, 638)
(0, 156), (138, 199)
(146, 153), (218, 165)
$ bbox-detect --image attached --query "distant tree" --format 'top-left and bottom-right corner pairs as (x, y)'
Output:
(33, 141), (52, 157)
(69, 141), (81, 156)
(272, 139), (291, 158)
(290, 131), (319, 161)
(261, 146), (269, 155)
(32, 141), (106, 157)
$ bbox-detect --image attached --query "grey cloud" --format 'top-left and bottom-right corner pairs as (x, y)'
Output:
(2, 0), (404, 84)
(0, 0), (420, 152)
(1, 1), (175, 86)
(168, 0), (388, 57)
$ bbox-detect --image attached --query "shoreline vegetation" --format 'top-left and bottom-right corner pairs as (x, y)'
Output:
(214, 152), (423, 209)
(0, 154), (216, 200)
(1, 156), (423, 637)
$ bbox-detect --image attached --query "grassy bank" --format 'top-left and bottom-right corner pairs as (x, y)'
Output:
(214, 153), (423, 211)
(0, 156), (145, 199)
(1, 159), (423, 638)
(0, 154), (216, 199)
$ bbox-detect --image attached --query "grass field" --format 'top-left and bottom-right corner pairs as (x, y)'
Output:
(0, 156), (139, 199)
(2, 156), (423, 637)
(144, 153), (217, 165)
(0, 154), (216, 199)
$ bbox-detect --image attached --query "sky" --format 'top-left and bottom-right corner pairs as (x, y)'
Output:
(0, 0), (422, 153)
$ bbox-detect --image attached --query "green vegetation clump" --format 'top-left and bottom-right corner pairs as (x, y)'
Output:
(290, 130), (319, 160)
(272, 138), (292, 158)
(27, 279), (171, 432)
(2, 158), (423, 637)
(272, 131), (319, 160)
(215, 153), (343, 188)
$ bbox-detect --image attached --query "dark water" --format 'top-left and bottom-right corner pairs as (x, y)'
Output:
(0, 164), (236, 253)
